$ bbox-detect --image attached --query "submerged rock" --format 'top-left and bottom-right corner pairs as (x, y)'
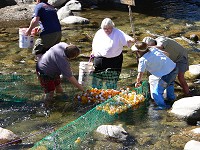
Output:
(0, 127), (22, 145)
(96, 124), (128, 141)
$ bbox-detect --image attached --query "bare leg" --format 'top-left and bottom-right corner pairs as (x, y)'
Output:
(178, 72), (189, 95)
(55, 84), (63, 94)
(44, 91), (54, 107)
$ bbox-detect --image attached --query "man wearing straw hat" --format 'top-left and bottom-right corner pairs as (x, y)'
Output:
(132, 41), (178, 110)
(142, 36), (190, 96)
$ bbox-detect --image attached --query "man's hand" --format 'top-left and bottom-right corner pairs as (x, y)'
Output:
(135, 82), (141, 87)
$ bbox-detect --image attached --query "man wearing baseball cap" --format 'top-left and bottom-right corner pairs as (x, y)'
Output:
(131, 41), (178, 110)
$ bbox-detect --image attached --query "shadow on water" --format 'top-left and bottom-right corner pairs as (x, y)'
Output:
(133, 0), (200, 21)
(102, 0), (200, 21)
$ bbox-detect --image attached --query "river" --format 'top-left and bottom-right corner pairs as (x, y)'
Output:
(0, 0), (200, 149)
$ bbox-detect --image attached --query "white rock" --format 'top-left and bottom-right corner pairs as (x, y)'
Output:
(61, 16), (89, 24)
(65, 0), (81, 11)
(184, 140), (200, 150)
(191, 128), (200, 134)
(170, 96), (200, 118)
(0, 127), (21, 144)
(189, 64), (200, 75)
(96, 124), (128, 141)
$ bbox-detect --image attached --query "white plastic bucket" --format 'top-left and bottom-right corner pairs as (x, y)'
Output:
(149, 75), (166, 99)
(19, 28), (34, 48)
(78, 62), (94, 86)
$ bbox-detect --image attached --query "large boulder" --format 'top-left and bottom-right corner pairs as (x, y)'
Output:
(184, 140), (200, 150)
(48, 0), (67, 8)
(0, 0), (17, 8)
(170, 96), (200, 124)
(57, 0), (81, 20)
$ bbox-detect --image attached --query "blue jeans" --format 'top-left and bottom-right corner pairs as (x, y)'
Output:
(152, 66), (178, 107)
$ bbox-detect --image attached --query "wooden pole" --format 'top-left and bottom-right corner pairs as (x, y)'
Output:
(128, 5), (139, 63)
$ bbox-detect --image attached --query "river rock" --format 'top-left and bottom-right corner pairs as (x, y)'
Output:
(48, 0), (67, 8)
(96, 124), (128, 141)
(170, 127), (200, 149)
(184, 140), (200, 150)
(57, 0), (81, 20)
(185, 64), (200, 79)
(60, 16), (89, 24)
(190, 34), (199, 43)
(0, 127), (21, 144)
(170, 96), (200, 124)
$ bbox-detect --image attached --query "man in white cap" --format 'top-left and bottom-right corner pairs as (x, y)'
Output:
(132, 41), (178, 110)
(142, 36), (189, 96)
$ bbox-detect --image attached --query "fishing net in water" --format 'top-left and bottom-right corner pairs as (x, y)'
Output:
(0, 70), (149, 149)
(0, 74), (43, 102)
(0, 74), (76, 102)
(31, 74), (150, 150)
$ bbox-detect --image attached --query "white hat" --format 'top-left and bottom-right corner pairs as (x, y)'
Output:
(131, 42), (148, 52)
(142, 37), (156, 45)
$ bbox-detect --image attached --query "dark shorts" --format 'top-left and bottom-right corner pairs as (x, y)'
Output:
(176, 56), (189, 73)
(32, 31), (62, 55)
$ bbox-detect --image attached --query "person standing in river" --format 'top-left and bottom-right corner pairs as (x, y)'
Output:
(132, 41), (178, 110)
(142, 36), (190, 96)
(90, 18), (135, 89)
(36, 42), (84, 107)
(25, 0), (62, 61)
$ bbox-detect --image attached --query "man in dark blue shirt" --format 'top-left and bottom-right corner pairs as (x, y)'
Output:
(26, 0), (62, 60)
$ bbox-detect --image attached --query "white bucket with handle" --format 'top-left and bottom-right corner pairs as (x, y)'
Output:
(149, 75), (167, 99)
(19, 28), (34, 48)
(78, 61), (94, 86)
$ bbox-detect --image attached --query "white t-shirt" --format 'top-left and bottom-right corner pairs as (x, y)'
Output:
(92, 28), (133, 58)
(138, 47), (176, 77)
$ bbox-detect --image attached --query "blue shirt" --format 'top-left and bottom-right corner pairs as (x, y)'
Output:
(138, 47), (176, 77)
(33, 2), (61, 35)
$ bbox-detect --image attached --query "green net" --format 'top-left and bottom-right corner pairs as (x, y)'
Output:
(32, 79), (150, 150)
(0, 70), (149, 149)
(0, 74), (76, 102)
(0, 74), (43, 102)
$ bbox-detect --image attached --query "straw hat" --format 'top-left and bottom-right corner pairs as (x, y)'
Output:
(131, 42), (148, 52)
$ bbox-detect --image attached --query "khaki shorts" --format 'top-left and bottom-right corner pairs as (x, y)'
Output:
(32, 31), (62, 55)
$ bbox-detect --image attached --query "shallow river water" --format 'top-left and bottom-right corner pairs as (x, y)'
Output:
(0, 0), (200, 149)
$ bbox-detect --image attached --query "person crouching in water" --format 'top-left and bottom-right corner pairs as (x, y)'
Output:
(132, 42), (178, 110)
(36, 42), (84, 107)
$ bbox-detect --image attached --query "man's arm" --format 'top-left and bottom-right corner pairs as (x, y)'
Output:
(135, 72), (144, 87)
(25, 17), (40, 36)
(67, 76), (84, 91)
